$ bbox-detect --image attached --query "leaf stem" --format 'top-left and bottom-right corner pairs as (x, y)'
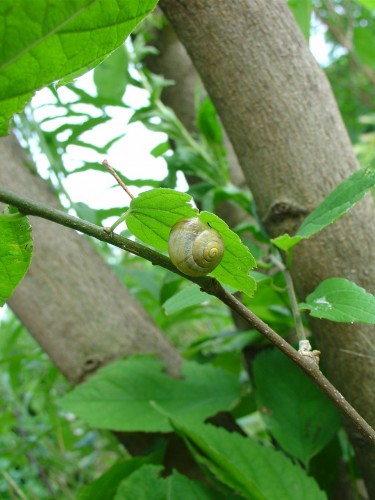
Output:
(1, 188), (374, 446)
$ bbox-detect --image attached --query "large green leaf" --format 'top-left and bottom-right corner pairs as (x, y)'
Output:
(59, 356), (241, 432)
(115, 465), (221, 500)
(0, 208), (32, 307)
(126, 188), (257, 296)
(0, 0), (157, 135)
(272, 165), (375, 251)
(172, 421), (326, 500)
(78, 453), (163, 500)
(253, 349), (341, 464)
(300, 278), (375, 324)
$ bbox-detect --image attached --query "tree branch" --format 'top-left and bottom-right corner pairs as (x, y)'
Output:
(1, 188), (375, 445)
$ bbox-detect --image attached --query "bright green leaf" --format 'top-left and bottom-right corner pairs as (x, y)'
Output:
(300, 278), (375, 324)
(353, 26), (375, 72)
(126, 189), (256, 296)
(150, 141), (171, 158)
(253, 349), (341, 464)
(172, 421), (326, 500)
(271, 234), (303, 252)
(200, 212), (257, 297)
(353, 0), (375, 8)
(0, 0), (157, 135)
(59, 356), (241, 432)
(288, 0), (312, 40)
(197, 96), (223, 147)
(126, 188), (197, 252)
(273, 166), (375, 250)
(297, 166), (375, 238)
(0, 208), (32, 307)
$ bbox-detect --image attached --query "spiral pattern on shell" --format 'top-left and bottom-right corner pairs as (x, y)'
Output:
(168, 218), (224, 277)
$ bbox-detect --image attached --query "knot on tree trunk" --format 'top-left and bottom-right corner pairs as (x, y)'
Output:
(263, 200), (309, 237)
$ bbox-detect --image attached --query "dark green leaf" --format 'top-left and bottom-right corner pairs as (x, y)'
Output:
(253, 349), (341, 464)
(93, 46), (129, 103)
(78, 453), (164, 500)
(171, 421), (326, 500)
(0, 209), (32, 307)
(300, 278), (375, 324)
(59, 356), (241, 432)
(163, 284), (211, 315)
(115, 465), (221, 500)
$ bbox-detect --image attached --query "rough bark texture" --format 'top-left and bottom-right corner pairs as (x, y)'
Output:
(0, 135), (182, 384)
(159, 0), (375, 494)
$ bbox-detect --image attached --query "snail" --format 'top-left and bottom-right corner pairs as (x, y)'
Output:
(168, 218), (224, 277)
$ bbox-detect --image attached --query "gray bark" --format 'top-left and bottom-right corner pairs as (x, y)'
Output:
(0, 134), (182, 384)
(159, 0), (375, 494)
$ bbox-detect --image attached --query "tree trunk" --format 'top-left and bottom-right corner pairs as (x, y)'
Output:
(0, 134), (182, 384)
(159, 0), (375, 494)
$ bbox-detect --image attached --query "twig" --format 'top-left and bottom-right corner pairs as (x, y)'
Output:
(102, 159), (135, 199)
(2, 471), (28, 500)
(0, 188), (374, 445)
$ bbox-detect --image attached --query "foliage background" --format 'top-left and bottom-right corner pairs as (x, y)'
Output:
(1, 0), (375, 498)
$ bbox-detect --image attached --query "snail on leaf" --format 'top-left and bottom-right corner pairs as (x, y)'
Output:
(168, 218), (224, 277)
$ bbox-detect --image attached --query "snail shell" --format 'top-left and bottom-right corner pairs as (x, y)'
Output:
(168, 218), (224, 277)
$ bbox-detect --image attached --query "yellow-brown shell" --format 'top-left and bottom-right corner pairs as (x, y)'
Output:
(168, 218), (224, 277)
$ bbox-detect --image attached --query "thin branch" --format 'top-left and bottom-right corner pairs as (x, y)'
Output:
(102, 159), (135, 199)
(1, 188), (374, 445)
(270, 254), (306, 342)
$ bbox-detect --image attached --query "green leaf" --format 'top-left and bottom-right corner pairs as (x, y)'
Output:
(126, 188), (198, 252)
(273, 166), (375, 251)
(353, 26), (375, 72)
(300, 278), (375, 324)
(93, 46), (129, 103)
(0, 0), (157, 135)
(200, 212), (257, 297)
(253, 349), (341, 464)
(77, 453), (163, 500)
(353, 0), (375, 8)
(126, 188), (256, 296)
(115, 465), (165, 500)
(297, 166), (375, 238)
(59, 356), (241, 432)
(150, 141), (171, 158)
(288, 0), (312, 40)
(0, 208), (32, 306)
(115, 465), (221, 500)
(271, 234), (303, 252)
(171, 421), (326, 500)
(197, 96), (223, 147)
(163, 284), (211, 315)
